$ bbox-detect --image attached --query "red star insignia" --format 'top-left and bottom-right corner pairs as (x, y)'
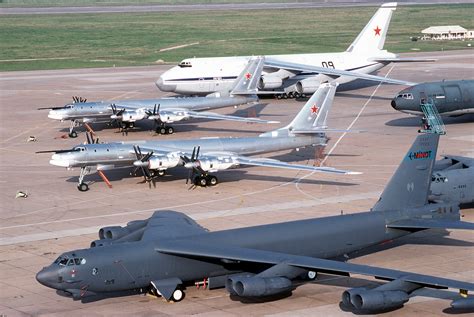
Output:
(311, 105), (319, 114)
(374, 26), (381, 36)
(245, 72), (252, 80)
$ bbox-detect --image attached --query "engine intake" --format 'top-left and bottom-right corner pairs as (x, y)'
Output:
(296, 78), (322, 94)
(258, 76), (283, 90)
(226, 275), (292, 297)
(342, 288), (409, 311)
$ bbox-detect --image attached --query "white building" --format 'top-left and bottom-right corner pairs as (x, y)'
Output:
(421, 25), (474, 40)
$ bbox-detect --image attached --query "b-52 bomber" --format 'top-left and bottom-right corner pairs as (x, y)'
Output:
(36, 125), (474, 312)
(40, 57), (276, 138)
(38, 82), (358, 191)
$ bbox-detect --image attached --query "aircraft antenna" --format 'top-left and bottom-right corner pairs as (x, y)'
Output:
(418, 100), (446, 135)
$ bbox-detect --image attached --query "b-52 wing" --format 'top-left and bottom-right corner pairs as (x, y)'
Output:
(156, 239), (474, 292)
(265, 58), (416, 86)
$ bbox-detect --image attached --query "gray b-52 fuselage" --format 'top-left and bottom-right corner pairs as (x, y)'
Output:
(37, 131), (474, 312)
(391, 79), (474, 116)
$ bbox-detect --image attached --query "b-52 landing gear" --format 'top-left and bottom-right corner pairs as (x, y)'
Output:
(77, 166), (90, 192)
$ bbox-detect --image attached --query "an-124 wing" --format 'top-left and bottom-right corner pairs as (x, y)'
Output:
(265, 58), (416, 86)
(156, 240), (474, 292)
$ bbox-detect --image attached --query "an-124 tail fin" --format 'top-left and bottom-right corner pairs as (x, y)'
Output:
(346, 2), (397, 54)
(372, 132), (439, 212)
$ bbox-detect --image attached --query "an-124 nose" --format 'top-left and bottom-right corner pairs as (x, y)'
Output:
(155, 77), (176, 92)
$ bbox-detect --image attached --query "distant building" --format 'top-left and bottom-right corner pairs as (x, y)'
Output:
(421, 25), (474, 40)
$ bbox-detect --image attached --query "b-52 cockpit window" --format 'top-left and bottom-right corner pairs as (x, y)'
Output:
(178, 61), (192, 68)
(54, 256), (86, 266)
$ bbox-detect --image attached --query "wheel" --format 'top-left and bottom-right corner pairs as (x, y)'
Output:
(307, 271), (317, 280)
(129, 122), (134, 128)
(157, 170), (165, 177)
(288, 92), (294, 98)
(282, 93), (288, 99)
(276, 94), (282, 100)
(69, 131), (78, 138)
(77, 183), (89, 192)
(121, 122), (127, 129)
(171, 289), (184, 302)
(160, 127), (166, 135)
(207, 175), (218, 186)
(198, 177), (207, 187)
(167, 127), (174, 134)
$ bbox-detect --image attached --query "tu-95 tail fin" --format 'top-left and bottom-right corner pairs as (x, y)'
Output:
(229, 56), (265, 96)
(372, 132), (439, 212)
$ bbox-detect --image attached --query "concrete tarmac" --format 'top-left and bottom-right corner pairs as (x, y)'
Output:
(0, 49), (473, 316)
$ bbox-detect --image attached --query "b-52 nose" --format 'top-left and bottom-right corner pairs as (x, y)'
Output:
(36, 267), (60, 289)
(391, 99), (398, 110)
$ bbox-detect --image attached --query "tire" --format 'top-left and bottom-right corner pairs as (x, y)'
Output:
(207, 175), (218, 186)
(167, 127), (174, 135)
(307, 271), (317, 280)
(171, 289), (184, 302)
(160, 128), (166, 135)
(69, 131), (78, 138)
(77, 183), (89, 192)
(129, 122), (134, 128)
(157, 170), (165, 177)
(199, 177), (207, 187)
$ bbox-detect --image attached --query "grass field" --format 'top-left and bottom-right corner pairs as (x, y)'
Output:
(1, 4), (473, 71)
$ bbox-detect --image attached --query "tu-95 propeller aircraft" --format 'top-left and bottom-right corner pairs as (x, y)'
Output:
(36, 122), (474, 312)
(39, 57), (277, 138)
(37, 82), (358, 192)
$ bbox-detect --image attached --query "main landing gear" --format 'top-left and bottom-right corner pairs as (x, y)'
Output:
(192, 174), (218, 187)
(77, 167), (90, 192)
(276, 92), (306, 99)
(156, 124), (174, 135)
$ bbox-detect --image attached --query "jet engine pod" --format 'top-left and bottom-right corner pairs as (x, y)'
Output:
(90, 239), (113, 248)
(99, 226), (129, 240)
(343, 288), (409, 311)
(258, 76), (283, 90)
(296, 78), (322, 94)
(230, 275), (292, 297)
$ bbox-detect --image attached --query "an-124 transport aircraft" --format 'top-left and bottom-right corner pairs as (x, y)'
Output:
(37, 81), (359, 192)
(157, 2), (430, 98)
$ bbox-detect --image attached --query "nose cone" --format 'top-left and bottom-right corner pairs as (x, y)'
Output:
(391, 99), (397, 110)
(50, 153), (71, 167)
(48, 110), (65, 120)
(36, 267), (60, 289)
(155, 77), (176, 92)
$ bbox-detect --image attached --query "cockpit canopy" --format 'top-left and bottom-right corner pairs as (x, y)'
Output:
(432, 173), (448, 183)
(178, 60), (192, 68)
(72, 146), (86, 152)
(54, 255), (86, 266)
(396, 93), (414, 100)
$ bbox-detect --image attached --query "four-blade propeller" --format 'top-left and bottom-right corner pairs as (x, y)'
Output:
(132, 145), (156, 188)
(180, 146), (205, 185)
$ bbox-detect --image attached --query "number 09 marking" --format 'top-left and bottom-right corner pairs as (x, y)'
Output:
(321, 61), (335, 68)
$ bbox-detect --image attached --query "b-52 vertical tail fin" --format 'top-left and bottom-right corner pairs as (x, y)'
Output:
(372, 132), (439, 212)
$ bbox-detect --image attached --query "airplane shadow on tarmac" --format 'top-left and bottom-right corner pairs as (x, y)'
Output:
(386, 114), (474, 127)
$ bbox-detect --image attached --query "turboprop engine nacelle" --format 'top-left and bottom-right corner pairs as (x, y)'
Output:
(258, 76), (283, 90)
(120, 110), (147, 122)
(296, 78), (322, 94)
(226, 275), (292, 297)
(342, 288), (409, 311)
(159, 110), (190, 123)
(147, 156), (181, 170)
(196, 156), (236, 173)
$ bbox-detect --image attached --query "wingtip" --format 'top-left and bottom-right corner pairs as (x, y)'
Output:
(347, 171), (363, 175)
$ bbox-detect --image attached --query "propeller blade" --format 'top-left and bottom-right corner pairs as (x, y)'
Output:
(191, 147), (196, 161)
(86, 132), (92, 144)
(196, 146), (200, 159)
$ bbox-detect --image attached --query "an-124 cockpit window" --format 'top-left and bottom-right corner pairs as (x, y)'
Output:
(178, 61), (192, 68)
